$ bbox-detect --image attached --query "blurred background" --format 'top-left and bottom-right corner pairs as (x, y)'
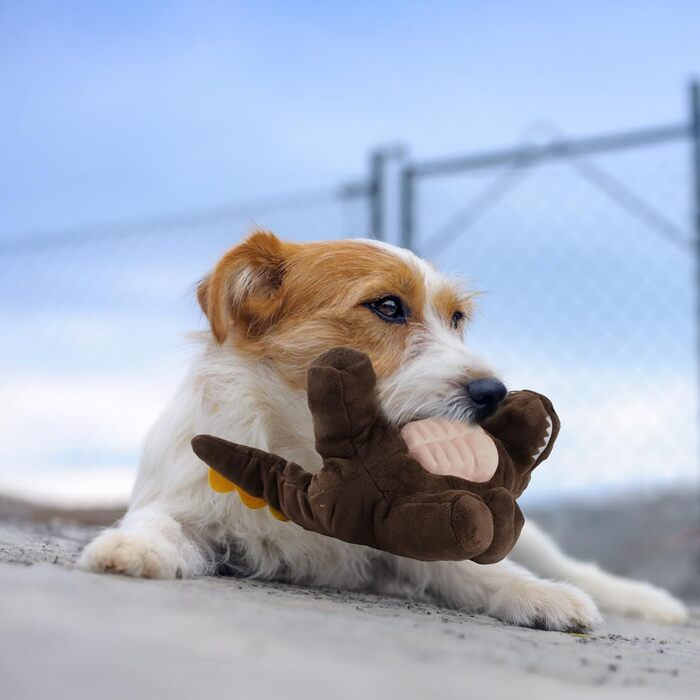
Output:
(1, 0), (699, 531)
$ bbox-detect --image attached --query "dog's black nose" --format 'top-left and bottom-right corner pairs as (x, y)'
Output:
(466, 378), (507, 419)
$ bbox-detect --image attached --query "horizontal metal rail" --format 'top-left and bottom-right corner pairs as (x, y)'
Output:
(408, 123), (691, 179)
(1, 182), (366, 255)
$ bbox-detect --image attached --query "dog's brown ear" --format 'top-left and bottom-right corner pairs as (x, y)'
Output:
(198, 230), (288, 343)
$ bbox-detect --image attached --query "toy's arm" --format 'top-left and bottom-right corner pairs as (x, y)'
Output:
(305, 347), (405, 459)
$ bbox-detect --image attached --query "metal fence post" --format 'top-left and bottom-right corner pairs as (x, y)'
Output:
(400, 166), (414, 251)
(368, 146), (407, 241)
(369, 150), (384, 240)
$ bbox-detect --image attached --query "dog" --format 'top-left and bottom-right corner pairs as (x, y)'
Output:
(78, 230), (687, 630)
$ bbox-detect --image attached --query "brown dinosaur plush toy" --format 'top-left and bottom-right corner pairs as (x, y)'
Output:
(191, 347), (559, 563)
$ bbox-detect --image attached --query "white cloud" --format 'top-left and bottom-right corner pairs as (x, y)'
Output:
(0, 369), (179, 505)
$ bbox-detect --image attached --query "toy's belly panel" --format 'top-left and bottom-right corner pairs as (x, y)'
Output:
(400, 419), (498, 482)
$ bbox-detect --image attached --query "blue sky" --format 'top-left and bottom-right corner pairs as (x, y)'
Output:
(0, 2), (698, 504)
(2, 1), (699, 234)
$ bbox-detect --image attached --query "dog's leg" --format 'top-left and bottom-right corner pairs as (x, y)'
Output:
(77, 505), (211, 579)
(389, 555), (602, 631)
(510, 520), (688, 623)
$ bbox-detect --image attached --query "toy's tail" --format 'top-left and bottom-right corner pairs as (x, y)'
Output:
(191, 435), (311, 522)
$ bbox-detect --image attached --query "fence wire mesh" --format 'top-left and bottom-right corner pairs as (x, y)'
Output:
(410, 136), (698, 501)
(0, 189), (370, 503)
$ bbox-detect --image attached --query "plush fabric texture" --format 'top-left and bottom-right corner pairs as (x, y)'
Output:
(191, 347), (559, 563)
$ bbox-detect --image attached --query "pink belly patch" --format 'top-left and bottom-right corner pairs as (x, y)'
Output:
(400, 419), (498, 482)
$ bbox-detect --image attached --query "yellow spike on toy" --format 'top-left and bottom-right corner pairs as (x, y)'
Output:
(208, 467), (287, 520)
(208, 468), (237, 493)
(237, 488), (267, 510)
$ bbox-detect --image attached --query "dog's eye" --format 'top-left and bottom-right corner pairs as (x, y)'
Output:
(363, 296), (408, 324)
(451, 311), (465, 329)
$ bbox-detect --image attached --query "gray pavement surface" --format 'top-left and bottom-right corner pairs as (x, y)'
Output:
(1, 518), (699, 700)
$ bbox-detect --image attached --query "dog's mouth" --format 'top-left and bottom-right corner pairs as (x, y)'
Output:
(403, 391), (499, 426)
(383, 394), (484, 428)
(378, 378), (506, 428)
(434, 394), (481, 423)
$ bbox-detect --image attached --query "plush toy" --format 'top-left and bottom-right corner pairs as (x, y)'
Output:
(191, 347), (559, 563)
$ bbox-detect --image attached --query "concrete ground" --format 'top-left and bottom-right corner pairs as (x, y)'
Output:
(1, 518), (699, 700)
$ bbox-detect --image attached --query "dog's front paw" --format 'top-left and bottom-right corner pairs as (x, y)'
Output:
(488, 578), (603, 632)
(77, 529), (184, 579)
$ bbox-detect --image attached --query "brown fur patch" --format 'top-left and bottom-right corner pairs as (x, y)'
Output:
(200, 232), (475, 389)
(197, 230), (290, 343)
(432, 285), (475, 333)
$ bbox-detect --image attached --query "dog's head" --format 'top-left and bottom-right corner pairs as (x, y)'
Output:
(198, 230), (505, 423)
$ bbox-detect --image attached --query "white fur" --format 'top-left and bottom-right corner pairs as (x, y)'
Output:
(78, 240), (687, 629)
(379, 304), (492, 425)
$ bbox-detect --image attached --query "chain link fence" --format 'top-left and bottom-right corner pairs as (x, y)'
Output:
(399, 102), (699, 502)
(0, 185), (372, 504)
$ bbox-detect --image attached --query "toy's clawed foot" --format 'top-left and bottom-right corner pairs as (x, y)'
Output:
(480, 390), (560, 484)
